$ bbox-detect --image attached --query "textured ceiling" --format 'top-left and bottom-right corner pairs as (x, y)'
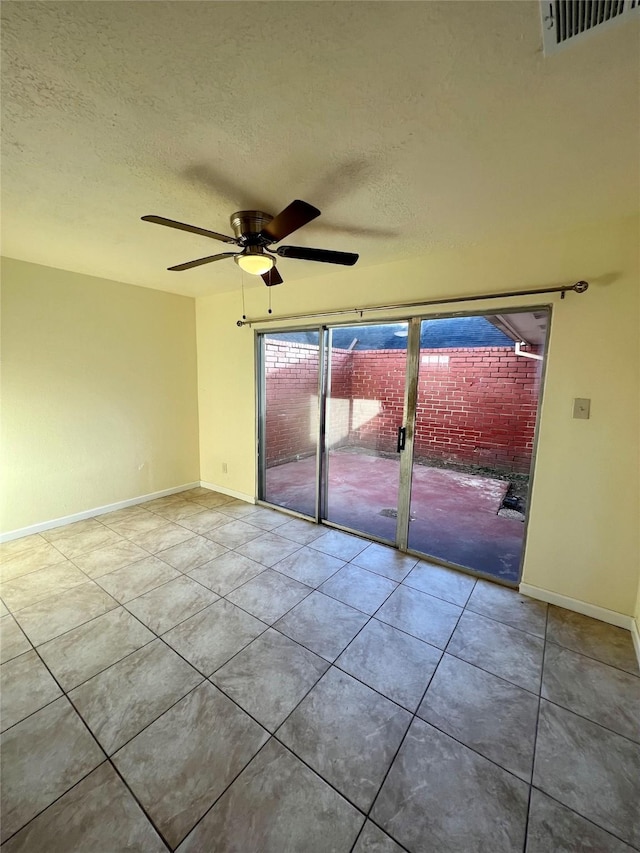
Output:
(1, 1), (638, 297)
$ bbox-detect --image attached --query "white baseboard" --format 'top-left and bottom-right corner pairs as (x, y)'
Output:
(519, 583), (635, 630)
(199, 481), (256, 504)
(0, 483), (200, 543)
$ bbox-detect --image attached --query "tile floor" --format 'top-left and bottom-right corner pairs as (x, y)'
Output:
(1, 488), (639, 852)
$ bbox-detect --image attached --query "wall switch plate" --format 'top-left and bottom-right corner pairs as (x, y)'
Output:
(573, 398), (591, 419)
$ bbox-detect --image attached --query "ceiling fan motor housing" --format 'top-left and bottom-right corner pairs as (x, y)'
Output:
(230, 210), (274, 246)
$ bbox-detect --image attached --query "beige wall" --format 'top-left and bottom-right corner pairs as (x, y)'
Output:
(1, 258), (200, 532)
(197, 215), (640, 618)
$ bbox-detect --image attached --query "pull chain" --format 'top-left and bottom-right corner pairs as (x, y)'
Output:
(268, 284), (272, 314)
(241, 269), (246, 320)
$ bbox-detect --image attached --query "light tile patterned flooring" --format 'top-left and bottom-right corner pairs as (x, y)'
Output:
(1, 488), (639, 852)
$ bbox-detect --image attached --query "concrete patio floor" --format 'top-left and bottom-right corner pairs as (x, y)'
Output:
(265, 451), (526, 583)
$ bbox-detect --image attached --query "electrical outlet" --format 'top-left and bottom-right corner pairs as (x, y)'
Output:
(222, 462), (228, 474)
(573, 398), (591, 419)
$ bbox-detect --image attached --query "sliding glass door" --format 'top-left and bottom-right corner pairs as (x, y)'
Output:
(257, 309), (548, 584)
(258, 331), (322, 517)
(405, 312), (548, 581)
(323, 323), (408, 541)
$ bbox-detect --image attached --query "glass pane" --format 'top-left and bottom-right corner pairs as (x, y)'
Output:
(260, 330), (320, 517)
(324, 323), (408, 541)
(407, 312), (548, 582)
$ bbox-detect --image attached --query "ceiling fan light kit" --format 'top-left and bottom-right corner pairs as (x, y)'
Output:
(234, 246), (275, 276)
(142, 199), (359, 286)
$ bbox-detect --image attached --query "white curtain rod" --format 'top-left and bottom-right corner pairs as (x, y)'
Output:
(236, 281), (589, 327)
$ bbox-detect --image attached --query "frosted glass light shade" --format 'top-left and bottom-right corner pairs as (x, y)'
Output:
(236, 253), (274, 275)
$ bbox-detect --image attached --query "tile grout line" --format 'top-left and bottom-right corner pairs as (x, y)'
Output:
(0, 758), (120, 848)
(521, 597), (549, 852)
(122, 583), (221, 635)
(268, 559), (348, 593)
(170, 736), (275, 850)
(536, 696), (640, 747)
(219, 569), (314, 624)
(527, 784), (640, 852)
(1, 642), (175, 852)
(69, 646), (207, 757)
(313, 579), (398, 618)
(42, 632), (158, 697)
(0, 669), (62, 737)
(441, 646), (542, 697)
(538, 636), (640, 680)
(344, 579), (478, 852)
(462, 601), (548, 639)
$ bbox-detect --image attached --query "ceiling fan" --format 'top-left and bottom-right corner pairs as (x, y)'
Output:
(141, 200), (359, 286)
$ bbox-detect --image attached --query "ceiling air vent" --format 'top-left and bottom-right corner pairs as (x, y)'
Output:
(541, 0), (639, 54)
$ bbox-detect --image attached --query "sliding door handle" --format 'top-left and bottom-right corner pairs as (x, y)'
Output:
(396, 426), (406, 453)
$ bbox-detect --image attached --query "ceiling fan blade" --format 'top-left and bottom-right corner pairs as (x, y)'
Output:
(262, 267), (283, 287)
(168, 253), (237, 271)
(142, 215), (236, 244)
(260, 200), (320, 243)
(276, 245), (359, 266)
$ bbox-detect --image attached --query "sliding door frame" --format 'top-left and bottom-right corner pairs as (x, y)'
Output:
(255, 333), (267, 504)
(255, 304), (553, 585)
(395, 317), (421, 550)
(316, 328), (328, 523)
(255, 326), (325, 521)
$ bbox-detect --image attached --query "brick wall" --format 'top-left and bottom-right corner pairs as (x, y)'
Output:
(264, 341), (352, 465)
(349, 347), (540, 472)
(265, 341), (541, 473)
(342, 350), (406, 455)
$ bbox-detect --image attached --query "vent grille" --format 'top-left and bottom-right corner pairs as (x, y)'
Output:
(541, 0), (639, 54)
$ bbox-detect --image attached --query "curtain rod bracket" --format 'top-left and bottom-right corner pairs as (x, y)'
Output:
(236, 280), (589, 327)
